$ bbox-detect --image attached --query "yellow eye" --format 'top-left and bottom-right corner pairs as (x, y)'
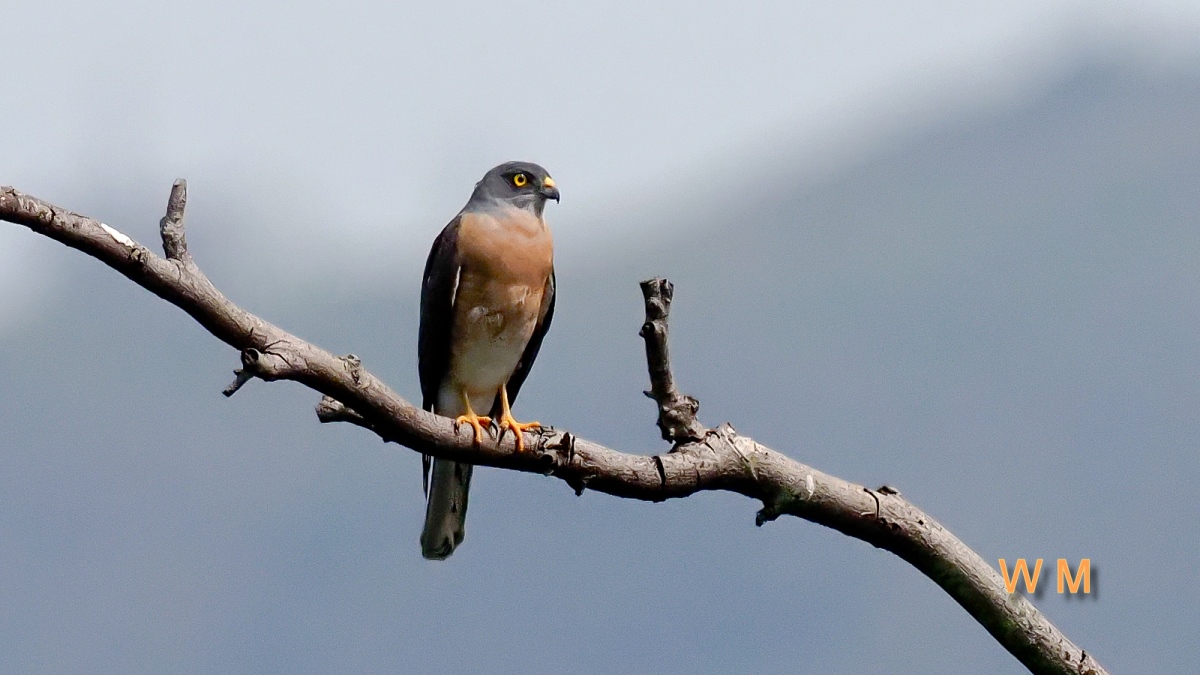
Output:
(513, 173), (528, 187)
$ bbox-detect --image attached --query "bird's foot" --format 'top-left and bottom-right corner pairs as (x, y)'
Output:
(498, 414), (542, 453)
(454, 413), (493, 446)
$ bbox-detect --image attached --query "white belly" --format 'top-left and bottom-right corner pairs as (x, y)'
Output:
(438, 207), (552, 417)
(438, 285), (541, 416)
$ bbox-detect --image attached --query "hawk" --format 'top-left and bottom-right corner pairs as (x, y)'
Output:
(418, 161), (558, 560)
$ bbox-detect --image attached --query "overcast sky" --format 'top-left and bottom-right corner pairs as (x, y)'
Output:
(3, 1), (1200, 331)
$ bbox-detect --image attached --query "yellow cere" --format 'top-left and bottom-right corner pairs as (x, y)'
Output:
(513, 173), (528, 187)
(542, 176), (555, 188)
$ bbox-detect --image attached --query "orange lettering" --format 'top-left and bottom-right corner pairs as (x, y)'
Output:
(1057, 558), (1091, 594)
(999, 558), (1043, 594)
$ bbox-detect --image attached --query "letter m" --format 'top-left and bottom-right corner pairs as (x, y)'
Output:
(999, 558), (1043, 594)
(1057, 558), (1091, 594)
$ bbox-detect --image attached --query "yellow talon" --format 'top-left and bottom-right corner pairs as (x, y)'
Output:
(453, 413), (492, 444)
(499, 416), (541, 453)
(496, 386), (541, 453)
(453, 393), (492, 446)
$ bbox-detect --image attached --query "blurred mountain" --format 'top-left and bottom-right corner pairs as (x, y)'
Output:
(3, 57), (1198, 673)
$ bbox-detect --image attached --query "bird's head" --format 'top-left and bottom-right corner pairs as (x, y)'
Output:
(469, 161), (559, 215)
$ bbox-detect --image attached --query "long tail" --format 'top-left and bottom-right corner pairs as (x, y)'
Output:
(420, 458), (473, 560)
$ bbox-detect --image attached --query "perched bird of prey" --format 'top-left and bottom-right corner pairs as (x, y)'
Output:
(418, 161), (559, 560)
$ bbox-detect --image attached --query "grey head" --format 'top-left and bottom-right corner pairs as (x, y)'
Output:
(464, 161), (560, 216)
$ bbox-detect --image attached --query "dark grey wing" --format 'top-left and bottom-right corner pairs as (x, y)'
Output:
(418, 216), (462, 410)
(418, 216), (462, 493)
(492, 269), (555, 416)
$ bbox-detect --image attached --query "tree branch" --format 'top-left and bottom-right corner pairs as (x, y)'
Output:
(159, 179), (190, 261)
(640, 277), (706, 444)
(0, 183), (1106, 675)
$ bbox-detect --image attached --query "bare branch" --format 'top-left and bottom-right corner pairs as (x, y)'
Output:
(0, 183), (1108, 675)
(223, 348), (266, 396)
(159, 178), (189, 260)
(640, 277), (705, 444)
(316, 395), (370, 426)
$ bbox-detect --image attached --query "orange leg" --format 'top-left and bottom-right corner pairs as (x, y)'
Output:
(452, 391), (492, 447)
(496, 386), (541, 453)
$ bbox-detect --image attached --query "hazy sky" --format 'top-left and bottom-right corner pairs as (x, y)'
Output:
(3, 1), (1200, 331)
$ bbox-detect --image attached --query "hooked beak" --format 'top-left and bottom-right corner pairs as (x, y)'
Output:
(539, 176), (560, 202)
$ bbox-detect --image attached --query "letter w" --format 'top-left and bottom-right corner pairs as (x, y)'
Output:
(999, 558), (1043, 594)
